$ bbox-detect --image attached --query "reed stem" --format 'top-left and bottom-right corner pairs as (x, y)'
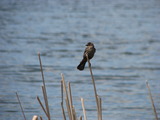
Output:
(61, 80), (66, 120)
(79, 116), (82, 120)
(146, 80), (158, 120)
(37, 96), (48, 117)
(68, 82), (74, 120)
(40, 116), (43, 120)
(38, 53), (51, 120)
(86, 54), (101, 120)
(72, 106), (77, 120)
(32, 115), (38, 120)
(81, 98), (87, 120)
(16, 92), (27, 120)
(61, 73), (72, 120)
(61, 102), (66, 120)
(97, 95), (102, 120)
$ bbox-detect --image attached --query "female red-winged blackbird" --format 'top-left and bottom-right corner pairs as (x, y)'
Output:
(77, 42), (96, 70)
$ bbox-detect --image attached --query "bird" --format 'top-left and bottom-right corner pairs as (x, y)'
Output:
(77, 42), (96, 70)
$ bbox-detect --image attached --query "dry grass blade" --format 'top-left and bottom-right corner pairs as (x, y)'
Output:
(61, 80), (66, 120)
(37, 96), (48, 117)
(61, 102), (66, 120)
(61, 80), (64, 105)
(79, 116), (82, 120)
(65, 98), (72, 119)
(97, 96), (102, 120)
(16, 92), (27, 120)
(38, 53), (51, 120)
(32, 115), (38, 120)
(68, 82), (74, 120)
(86, 54), (101, 120)
(72, 106), (77, 120)
(61, 73), (72, 120)
(40, 116), (43, 120)
(146, 80), (158, 120)
(81, 98), (87, 120)
(41, 86), (50, 119)
(68, 82), (73, 107)
(61, 74), (78, 120)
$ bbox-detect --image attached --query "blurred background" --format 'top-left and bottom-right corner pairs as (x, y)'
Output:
(0, 0), (160, 119)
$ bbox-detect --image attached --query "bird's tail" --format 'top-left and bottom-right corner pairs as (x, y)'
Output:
(77, 59), (87, 70)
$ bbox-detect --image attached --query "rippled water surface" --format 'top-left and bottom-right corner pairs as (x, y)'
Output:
(0, 0), (160, 120)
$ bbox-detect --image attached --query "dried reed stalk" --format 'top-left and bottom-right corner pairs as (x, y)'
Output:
(61, 80), (64, 105)
(97, 95), (102, 120)
(40, 116), (43, 120)
(72, 106), (77, 120)
(37, 96), (48, 117)
(61, 73), (72, 120)
(16, 92), (27, 120)
(68, 82), (74, 120)
(61, 80), (66, 120)
(61, 73), (78, 120)
(146, 80), (158, 120)
(86, 54), (102, 120)
(32, 115), (38, 120)
(81, 98), (87, 120)
(35, 53), (104, 120)
(61, 102), (66, 120)
(38, 53), (51, 120)
(79, 116), (82, 120)
(41, 86), (50, 118)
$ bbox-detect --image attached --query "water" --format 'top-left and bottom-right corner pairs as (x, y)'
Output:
(0, 0), (160, 119)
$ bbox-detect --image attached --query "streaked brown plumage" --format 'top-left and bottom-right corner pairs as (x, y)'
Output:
(77, 42), (96, 70)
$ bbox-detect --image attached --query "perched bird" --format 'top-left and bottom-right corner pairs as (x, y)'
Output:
(77, 42), (96, 70)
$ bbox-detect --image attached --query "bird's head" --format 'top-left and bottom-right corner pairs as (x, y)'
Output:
(86, 42), (94, 46)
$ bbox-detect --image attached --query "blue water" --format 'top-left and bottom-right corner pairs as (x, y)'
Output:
(0, 0), (160, 120)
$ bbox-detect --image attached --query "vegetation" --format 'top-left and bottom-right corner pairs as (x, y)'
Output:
(16, 53), (158, 120)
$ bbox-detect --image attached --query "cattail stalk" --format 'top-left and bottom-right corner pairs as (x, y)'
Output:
(86, 54), (102, 120)
(38, 53), (51, 120)
(146, 80), (158, 120)
(16, 92), (27, 120)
